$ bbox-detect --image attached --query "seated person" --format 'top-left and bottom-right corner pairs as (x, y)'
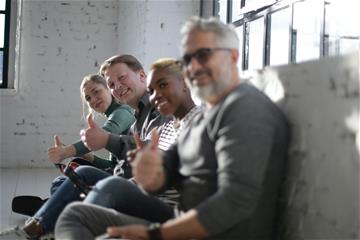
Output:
(11, 74), (136, 218)
(48, 73), (136, 194)
(80, 58), (203, 220)
(55, 16), (290, 240)
(0, 55), (169, 239)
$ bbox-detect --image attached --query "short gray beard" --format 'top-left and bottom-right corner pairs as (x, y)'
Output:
(190, 76), (231, 102)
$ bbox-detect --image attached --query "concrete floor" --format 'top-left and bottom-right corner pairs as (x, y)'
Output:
(0, 168), (59, 239)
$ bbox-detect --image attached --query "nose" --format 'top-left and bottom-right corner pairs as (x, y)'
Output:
(89, 97), (97, 107)
(186, 57), (203, 78)
(113, 80), (123, 90)
(153, 89), (163, 101)
(150, 89), (162, 104)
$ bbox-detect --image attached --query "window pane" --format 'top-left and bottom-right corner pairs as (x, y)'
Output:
(325, 0), (360, 56)
(247, 17), (264, 70)
(218, 0), (228, 23)
(0, 14), (4, 47)
(231, 0), (242, 22)
(0, 51), (3, 85)
(269, 7), (290, 66)
(235, 25), (243, 70)
(339, 38), (360, 54)
(0, 0), (5, 11)
(293, 0), (322, 63)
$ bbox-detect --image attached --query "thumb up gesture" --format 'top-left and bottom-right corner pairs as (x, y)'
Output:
(48, 135), (66, 164)
(131, 129), (165, 192)
(80, 113), (109, 151)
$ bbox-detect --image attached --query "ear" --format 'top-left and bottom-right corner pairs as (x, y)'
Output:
(138, 69), (147, 83)
(230, 49), (239, 65)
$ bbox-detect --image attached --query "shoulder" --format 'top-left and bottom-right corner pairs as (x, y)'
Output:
(112, 104), (135, 116)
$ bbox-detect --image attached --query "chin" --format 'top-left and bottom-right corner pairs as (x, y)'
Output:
(158, 108), (172, 116)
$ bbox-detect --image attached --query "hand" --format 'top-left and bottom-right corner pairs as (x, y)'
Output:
(47, 135), (65, 164)
(131, 129), (164, 192)
(126, 132), (143, 163)
(80, 113), (109, 151)
(107, 225), (148, 240)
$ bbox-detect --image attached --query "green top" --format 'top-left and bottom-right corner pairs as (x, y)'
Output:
(72, 100), (136, 170)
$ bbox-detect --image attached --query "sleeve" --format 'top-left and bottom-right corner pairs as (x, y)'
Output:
(72, 140), (91, 156)
(72, 106), (136, 158)
(195, 97), (280, 236)
(93, 155), (113, 169)
(154, 143), (182, 193)
(105, 134), (136, 160)
(72, 141), (113, 169)
(102, 107), (136, 135)
(140, 109), (171, 142)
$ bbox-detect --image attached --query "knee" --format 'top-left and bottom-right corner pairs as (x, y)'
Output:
(75, 165), (93, 175)
(60, 202), (85, 220)
(55, 202), (89, 236)
(94, 176), (130, 194)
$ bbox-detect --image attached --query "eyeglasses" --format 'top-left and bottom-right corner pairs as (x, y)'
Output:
(181, 48), (231, 67)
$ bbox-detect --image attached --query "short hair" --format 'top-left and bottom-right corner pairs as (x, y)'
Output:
(99, 54), (144, 77)
(180, 16), (239, 50)
(149, 58), (183, 78)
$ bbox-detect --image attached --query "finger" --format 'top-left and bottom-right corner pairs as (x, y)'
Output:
(80, 130), (88, 147)
(107, 226), (124, 238)
(107, 226), (146, 240)
(80, 129), (86, 139)
(133, 132), (144, 149)
(86, 113), (96, 128)
(127, 149), (138, 163)
(149, 128), (160, 150)
(54, 135), (61, 147)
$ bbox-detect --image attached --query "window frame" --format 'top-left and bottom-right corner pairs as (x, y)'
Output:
(0, 0), (19, 92)
(266, 5), (292, 66)
(0, 0), (11, 88)
(210, 0), (359, 72)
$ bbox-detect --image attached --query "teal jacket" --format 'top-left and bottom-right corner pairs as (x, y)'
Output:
(72, 100), (136, 170)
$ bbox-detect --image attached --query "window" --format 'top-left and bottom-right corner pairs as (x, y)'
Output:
(246, 16), (265, 70)
(324, 0), (360, 56)
(268, 7), (291, 66)
(211, 0), (360, 71)
(292, 0), (323, 62)
(216, 0), (228, 23)
(0, 0), (10, 88)
(1, 0), (17, 89)
(235, 25), (244, 70)
(231, 0), (243, 22)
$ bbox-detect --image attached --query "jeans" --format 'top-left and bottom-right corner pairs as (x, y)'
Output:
(55, 202), (151, 240)
(50, 175), (67, 195)
(33, 166), (111, 232)
(85, 176), (174, 223)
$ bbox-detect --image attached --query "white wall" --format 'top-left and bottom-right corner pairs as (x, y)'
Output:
(0, 0), (200, 168)
(116, 0), (200, 70)
(248, 51), (360, 239)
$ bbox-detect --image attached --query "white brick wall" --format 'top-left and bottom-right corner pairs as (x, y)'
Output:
(0, 0), (199, 168)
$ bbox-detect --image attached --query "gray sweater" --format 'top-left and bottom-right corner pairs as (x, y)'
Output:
(163, 83), (290, 239)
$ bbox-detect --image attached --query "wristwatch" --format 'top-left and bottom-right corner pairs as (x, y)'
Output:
(147, 223), (163, 240)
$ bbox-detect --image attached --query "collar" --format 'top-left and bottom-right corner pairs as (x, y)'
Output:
(104, 99), (119, 117)
(135, 93), (150, 118)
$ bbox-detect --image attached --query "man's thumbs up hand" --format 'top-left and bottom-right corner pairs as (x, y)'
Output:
(86, 113), (97, 128)
(80, 113), (109, 151)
